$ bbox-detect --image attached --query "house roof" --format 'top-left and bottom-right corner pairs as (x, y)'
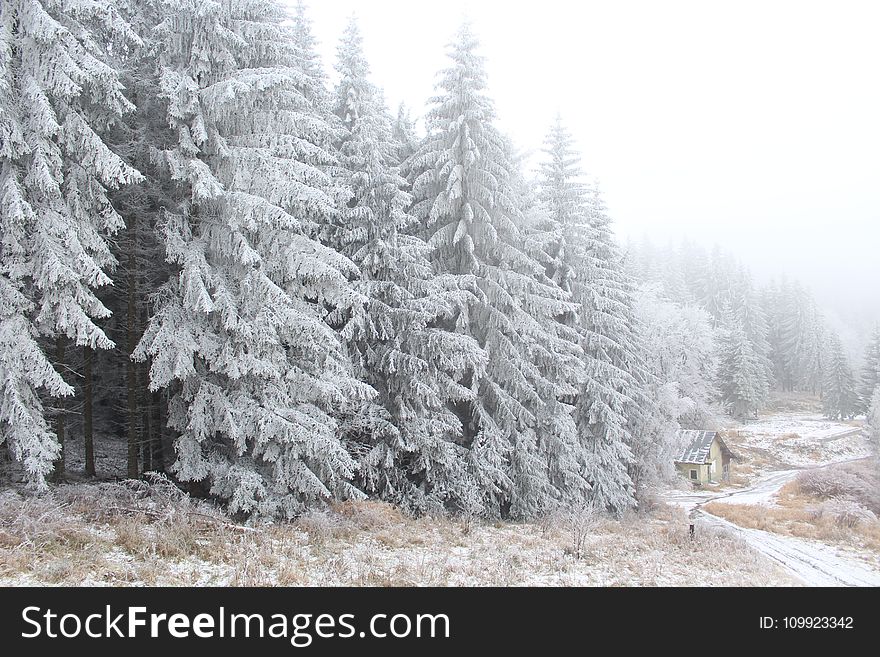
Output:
(674, 430), (732, 465)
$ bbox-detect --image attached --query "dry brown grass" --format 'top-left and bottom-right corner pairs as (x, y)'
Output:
(0, 479), (797, 587)
(703, 459), (880, 553)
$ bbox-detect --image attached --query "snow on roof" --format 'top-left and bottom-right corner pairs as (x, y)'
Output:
(675, 430), (720, 464)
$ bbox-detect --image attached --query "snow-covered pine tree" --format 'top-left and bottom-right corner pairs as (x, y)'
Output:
(700, 246), (735, 324)
(513, 131), (588, 513)
(658, 242), (690, 304)
(867, 387), (880, 448)
(288, 0), (330, 113)
(391, 103), (420, 168)
(716, 303), (762, 419)
(773, 279), (822, 392)
(0, 0), (141, 486)
(330, 17), (485, 514)
(731, 268), (773, 409)
(857, 326), (880, 413)
(95, 0), (183, 480)
(529, 116), (639, 511)
(583, 183), (657, 506)
(802, 301), (827, 395)
(679, 239), (710, 308)
(406, 25), (580, 518)
(134, 0), (373, 518)
(822, 332), (858, 420)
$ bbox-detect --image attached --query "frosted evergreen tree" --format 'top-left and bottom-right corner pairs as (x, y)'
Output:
(771, 279), (823, 392)
(716, 303), (762, 419)
(513, 132), (588, 513)
(700, 246), (735, 323)
(134, 0), (373, 518)
(732, 269), (773, 408)
(658, 242), (690, 304)
(0, 0), (141, 486)
(531, 116), (639, 512)
(391, 103), (420, 168)
(867, 387), (880, 448)
(822, 333), (858, 420)
(406, 25), (580, 518)
(583, 183), (655, 506)
(330, 17), (484, 513)
(857, 326), (880, 413)
(288, 1), (329, 112)
(679, 239), (710, 306)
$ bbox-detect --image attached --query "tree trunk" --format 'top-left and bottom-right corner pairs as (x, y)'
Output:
(126, 231), (139, 480)
(83, 345), (95, 477)
(141, 359), (152, 472)
(139, 308), (154, 471)
(152, 389), (166, 473)
(53, 337), (66, 481)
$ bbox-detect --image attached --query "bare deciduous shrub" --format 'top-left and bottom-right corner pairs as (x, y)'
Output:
(797, 469), (863, 500)
(562, 502), (599, 559)
(815, 500), (876, 529)
(796, 460), (880, 516)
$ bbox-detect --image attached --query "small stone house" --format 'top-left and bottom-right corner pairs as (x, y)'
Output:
(674, 430), (733, 485)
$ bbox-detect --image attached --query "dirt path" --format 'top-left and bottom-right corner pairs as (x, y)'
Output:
(697, 509), (880, 586)
(666, 423), (879, 587)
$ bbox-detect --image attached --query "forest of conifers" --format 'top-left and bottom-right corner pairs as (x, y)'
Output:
(2, 0), (878, 520)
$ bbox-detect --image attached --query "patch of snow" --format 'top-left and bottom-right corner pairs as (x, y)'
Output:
(698, 511), (880, 587)
(733, 413), (870, 468)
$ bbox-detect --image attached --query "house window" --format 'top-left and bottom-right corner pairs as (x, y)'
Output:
(690, 470), (698, 480)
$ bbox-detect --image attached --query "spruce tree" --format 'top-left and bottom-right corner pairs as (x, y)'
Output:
(0, 0), (141, 486)
(330, 17), (483, 514)
(405, 25), (579, 518)
(867, 387), (880, 447)
(134, 0), (371, 517)
(732, 269), (773, 408)
(716, 303), (761, 419)
(822, 333), (858, 420)
(584, 184), (657, 505)
(531, 117), (641, 512)
(858, 326), (880, 413)
(391, 103), (419, 168)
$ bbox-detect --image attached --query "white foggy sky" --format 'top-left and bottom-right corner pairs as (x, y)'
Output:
(284, 0), (879, 327)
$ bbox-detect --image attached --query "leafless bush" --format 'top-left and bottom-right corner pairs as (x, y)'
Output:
(814, 499), (876, 529)
(797, 461), (880, 515)
(561, 501), (599, 559)
(54, 473), (194, 524)
(797, 469), (863, 500)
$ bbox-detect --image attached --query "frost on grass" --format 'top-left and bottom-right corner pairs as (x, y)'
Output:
(722, 414), (871, 479)
(0, 479), (795, 587)
(703, 459), (880, 563)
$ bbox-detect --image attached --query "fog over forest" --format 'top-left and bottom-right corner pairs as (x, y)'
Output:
(4, 0), (880, 595)
(298, 0), (880, 349)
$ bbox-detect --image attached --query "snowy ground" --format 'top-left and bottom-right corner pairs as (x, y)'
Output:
(666, 413), (880, 586)
(3, 411), (872, 587)
(698, 510), (880, 587)
(726, 413), (871, 471)
(0, 481), (796, 587)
